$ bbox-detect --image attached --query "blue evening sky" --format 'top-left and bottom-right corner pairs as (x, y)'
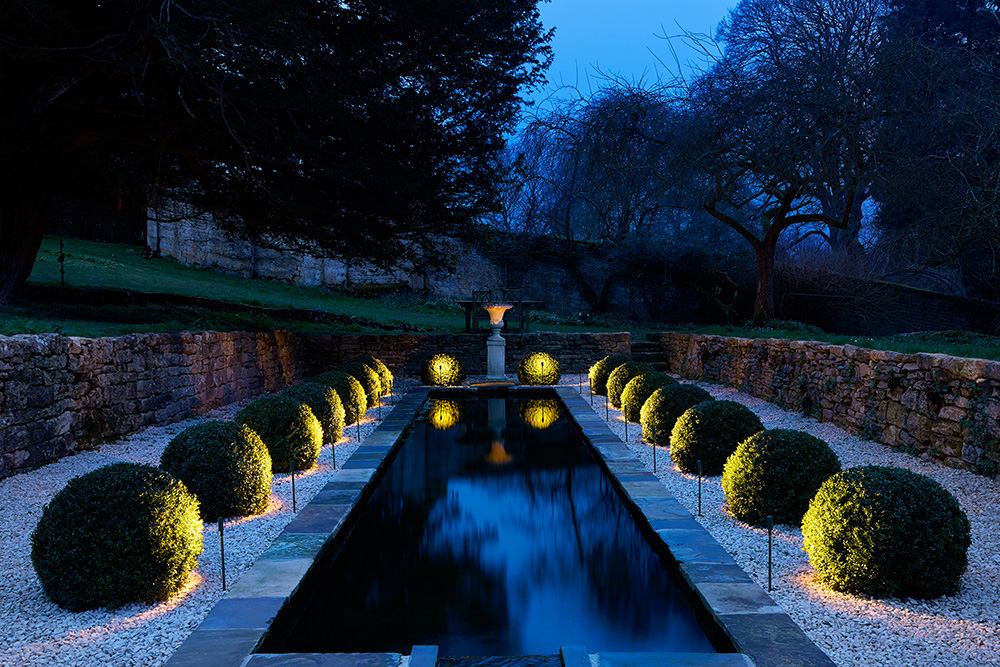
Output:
(534, 0), (736, 103)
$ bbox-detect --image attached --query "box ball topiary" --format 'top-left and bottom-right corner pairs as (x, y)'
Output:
(620, 372), (678, 423)
(30, 462), (203, 611)
(312, 371), (368, 425)
(236, 395), (322, 473)
(639, 383), (714, 446)
(517, 351), (561, 385)
(340, 360), (382, 409)
(283, 382), (345, 444)
(160, 420), (272, 521)
(589, 354), (631, 396)
(802, 466), (970, 598)
(358, 356), (393, 395)
(421, 353), (466, 386)
(722, 428), (841, 526)
(607, 361), (655, 409)
(670, 400), (764, 475)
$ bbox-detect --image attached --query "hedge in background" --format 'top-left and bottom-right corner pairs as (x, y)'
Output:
(722, 428), (841, 526)
(313, 371), (368, 425)
(160, 421), (272, 521)
(421, 353), (466, 386)
(31, 462), (203, 611)
(640, 384), (714, 447)
(517, 351), (561, 385)
(606, 361), (654, 409)
(803, 466), (970, 598)
(340, 360), (382, 409)
(670, 400), (764, 475)
(589, 354), (631, 396)
(620, 372), (678, 423)
(237, 396), (322, 473)
(284, 382), (345, 444)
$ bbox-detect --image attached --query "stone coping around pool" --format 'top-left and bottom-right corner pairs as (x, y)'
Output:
(554, 387), (836, 667)
(165, 384), (831, 667)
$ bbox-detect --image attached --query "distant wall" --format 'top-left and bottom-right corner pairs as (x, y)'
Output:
(650, 332), (1000, 474)
(0, 331), (629, 478)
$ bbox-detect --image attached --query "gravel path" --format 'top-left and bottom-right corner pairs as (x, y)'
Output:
(3, 376), (997, 667)
(589, 379), (1000, 667)
(0, 391), (395, 667)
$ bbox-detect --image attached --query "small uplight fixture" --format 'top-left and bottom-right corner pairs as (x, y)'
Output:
(485, 439), (514, 465)
(483, 302), (513, 380)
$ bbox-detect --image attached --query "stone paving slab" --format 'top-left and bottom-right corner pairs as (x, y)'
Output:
(245, 653), (403, 667)
(198, 597), (286, 630)
(162, 629), (263, 667)
(259, 533), (330, 562)
(718, 615), (835, 667)
(596, 652), (756, 667)
(310, 488), (363, 505)
(343, 458), (380, 469)
(226, 558), (314, 599)
(282, 504), (351, 535)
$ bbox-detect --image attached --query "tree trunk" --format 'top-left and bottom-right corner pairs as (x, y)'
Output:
(752, 241), (776, 324)
(0, 201), (48, 305)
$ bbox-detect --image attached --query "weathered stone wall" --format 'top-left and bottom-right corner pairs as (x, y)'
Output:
(0, 331), (628, 478)
(650, 332), (1000, 473)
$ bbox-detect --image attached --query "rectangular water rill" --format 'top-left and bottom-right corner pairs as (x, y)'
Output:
(261, 390), (723, 657)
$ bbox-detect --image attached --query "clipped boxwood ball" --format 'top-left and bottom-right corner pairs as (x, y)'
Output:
(237, 395), (322, 473)
(517, 351), (561, 385)
(722, 428), (841, 526)
(160, 420), (272, 521)
(621, 372), (678, 423)
(589, 354), (631, 396)
(284, 382), (345, 444)
(358, 356), (393, 396)
(312, 371), (367, 425)
(671, 400), (764, 475)
(340, 360), (382, 409)
(607, 361), (654, 409)
(421, 353), (466, 386)
(31, 462), (203, 611)
(640, 384), (714, 446)
(803, 466), (970, 598)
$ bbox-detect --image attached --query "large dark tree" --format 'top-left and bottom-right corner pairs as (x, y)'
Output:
(0, 0), (552, 304)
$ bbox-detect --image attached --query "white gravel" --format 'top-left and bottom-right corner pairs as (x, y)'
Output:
(0, 387), (400, 667)
(590, 378), (1000, 667)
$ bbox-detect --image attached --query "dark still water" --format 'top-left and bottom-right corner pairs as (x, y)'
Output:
(271, 395), (716, 656)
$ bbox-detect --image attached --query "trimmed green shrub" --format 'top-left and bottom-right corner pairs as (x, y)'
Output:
(640, 384), (714, 446)
(802, 466), (970, 598)
(340, 360), (382, 409)
(589, 354), (631, 396)
(670, 400), (764, 475)
(312, 371), (367, 425)
(607, 361), (654, 409)
(421, 353), (466, 386)
(358, 356), (393, 396)
(283, 382), (345, 444)
(160, 421), (272, 521)
(620, 372), (678, 423)
(517, 351), (561, 385)
(236, 396), (322, 473)
(722, 428), (841, 526)
(31, 462), (203, 611)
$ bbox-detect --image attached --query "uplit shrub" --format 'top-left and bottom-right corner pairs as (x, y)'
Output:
(358, 356), (393, 396)
(312, 371), (368, 425)
(802, 466), (970, 598)
(722, 428), (841, 526)
(236, 395), (322, 473)
(620, 372), (678, 423)
(160, 420), (272, 521)
(607, 361), (654, 409)
(340, 360), (382, 409)
(517, 351), (561, 385)
(427, 399), (462, 430)
(421, 353), (466, 386)
(589, 354), (631, 396)
(670, 400), (764, 475)
(639, 384), (714, 446)
(31, 462), (203, 611)
(519, 399), (561, 429)
(283, 382), (345, 444)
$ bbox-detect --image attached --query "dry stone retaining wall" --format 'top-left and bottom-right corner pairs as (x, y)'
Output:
(0, 330), (628, 478)
(649, 332), (1000, 474)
